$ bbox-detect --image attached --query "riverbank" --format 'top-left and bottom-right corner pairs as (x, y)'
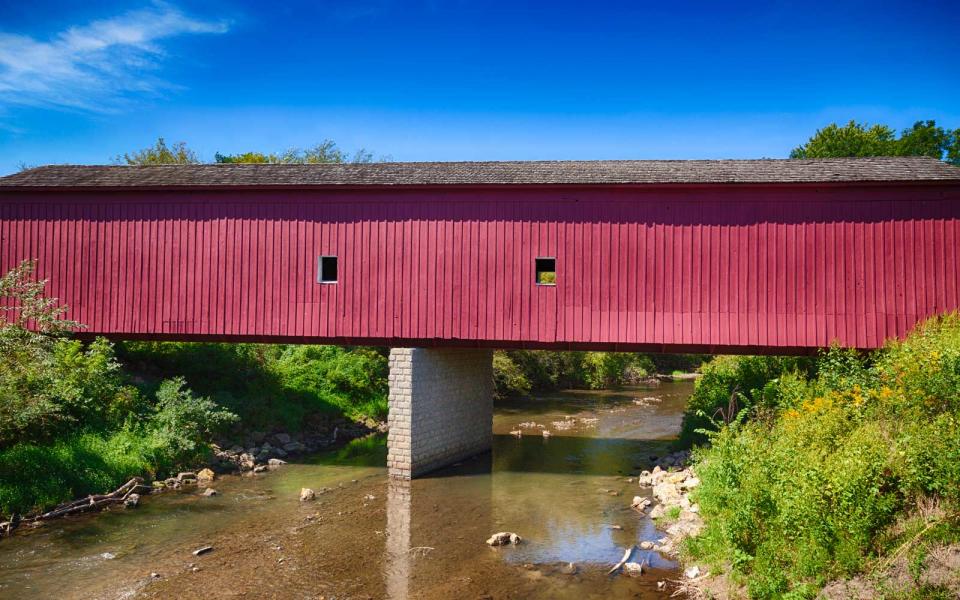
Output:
(670, 313), (960, 599)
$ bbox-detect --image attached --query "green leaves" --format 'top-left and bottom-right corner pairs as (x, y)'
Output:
(791, 119), (960, 165)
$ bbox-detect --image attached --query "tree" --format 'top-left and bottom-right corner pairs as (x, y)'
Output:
(791, 119), (960, 165)
(793, 119), (960, 164)
(116, 137), (200, 165)
(215, 140), (375, 164)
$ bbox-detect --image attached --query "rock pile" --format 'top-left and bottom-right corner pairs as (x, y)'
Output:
(209, 418), (379, 474)
(636, 463), (703, 555)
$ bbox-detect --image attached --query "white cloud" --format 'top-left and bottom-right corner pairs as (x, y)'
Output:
(0, 2), (228, 112)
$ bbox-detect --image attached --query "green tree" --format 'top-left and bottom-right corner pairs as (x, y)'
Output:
(115, 137), (200, 165)
(215, 140), (375, 164)
(791, 119), (960, 165)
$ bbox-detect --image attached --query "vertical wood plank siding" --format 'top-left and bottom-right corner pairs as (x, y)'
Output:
(2, 184), (959, 352)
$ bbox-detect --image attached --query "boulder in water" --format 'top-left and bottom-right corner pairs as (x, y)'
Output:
(486, 532), (522, 546)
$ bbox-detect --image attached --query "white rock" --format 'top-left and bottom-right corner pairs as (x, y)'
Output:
(622, 562), (644, 576)
(684, 565), (701, 579)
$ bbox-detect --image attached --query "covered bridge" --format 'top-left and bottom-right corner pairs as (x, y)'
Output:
(2, 156), (960, 477)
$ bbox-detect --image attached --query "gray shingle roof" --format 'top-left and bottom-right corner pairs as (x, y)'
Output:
(3, 157), (959, 188)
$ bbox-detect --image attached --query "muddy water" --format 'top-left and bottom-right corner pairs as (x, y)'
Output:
(0, 381), (693, 600)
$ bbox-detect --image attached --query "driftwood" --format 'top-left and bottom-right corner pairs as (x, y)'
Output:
(607, 544), (636, 575)
(27, 478), (145, 522)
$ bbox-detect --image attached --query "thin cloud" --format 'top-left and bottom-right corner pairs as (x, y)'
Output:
(0, 2), (229, 112)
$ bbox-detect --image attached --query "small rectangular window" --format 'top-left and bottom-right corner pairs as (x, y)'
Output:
(318, 255), (338, 284)
(535, 257), (556, 286)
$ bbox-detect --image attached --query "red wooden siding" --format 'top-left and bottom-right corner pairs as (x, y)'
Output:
(2, 183), (959, 353)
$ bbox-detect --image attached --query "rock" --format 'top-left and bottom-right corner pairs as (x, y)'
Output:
(684, 565), (701, 579)
(268, 458), (286, 467)
(649, 504), (665, 519)
(124, 493), (140, 508)
(622, 562), (644, 576)
(606, 524), (623, 531)
(300, 488), (316, 502)
(631, 496), (652, 510)
(542, 430), (551, 437)
(509, 430), (522, 437)
(363, 494), (376, 501)
(274, 432), (292, 445)
(150, 572), (161, 579)
(201, 488), (218, 497)
(253, 465), (268, 473)
(101, 552), (116, 560)
(681, 477), (700, 490)
(197, 468), (215, 482)
(192, 546), (214, 556)
(273, 447), (288, 458)
(559, 562), (577, 575)
(164, 477), (180, 488)
(639, 541), (655, 550)
(177, 472), (198, 484)
(486, 532), (522, 546)
(250, 431), (266, 444)
(657, 581), (666, 591)
(283, 441), (305, 453)
(152, 480), (166, 489)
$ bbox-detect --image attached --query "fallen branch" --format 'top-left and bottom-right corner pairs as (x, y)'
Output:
(607, 544), (636, 575)
(27, 478), (144, 522)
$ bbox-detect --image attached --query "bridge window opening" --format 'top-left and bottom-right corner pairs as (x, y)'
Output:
(318, 255), (338, 284)
(535, 257), (556, 285)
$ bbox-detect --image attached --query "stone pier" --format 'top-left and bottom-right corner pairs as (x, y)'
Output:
(387, 348), (494, 479)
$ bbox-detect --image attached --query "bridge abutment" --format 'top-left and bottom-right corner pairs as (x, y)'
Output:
(387, 348), (493, 479)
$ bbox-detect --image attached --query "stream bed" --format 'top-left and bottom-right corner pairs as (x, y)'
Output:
(0, 381), (693, 599)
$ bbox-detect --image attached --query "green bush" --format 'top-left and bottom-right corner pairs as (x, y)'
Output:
(678, 354), (814, 447)
(686, 314), (960, 598)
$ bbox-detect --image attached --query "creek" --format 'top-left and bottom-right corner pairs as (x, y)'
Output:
(0, 381), (694, 599)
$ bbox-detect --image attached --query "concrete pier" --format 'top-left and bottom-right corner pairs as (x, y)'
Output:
(386, 348), (493, 479)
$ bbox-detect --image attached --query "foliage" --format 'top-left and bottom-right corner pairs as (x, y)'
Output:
(678, 354), (814, 447)
(685, 313), (960, 598)
(790, 120), (960, 165)
(116, 341), (389, 429)
(147, 377), (238, 464)
(115, 137), (200, 165)
(493, 349), (656, 398)
(273, 345), (388, 421)
(214, 140), (375, 164)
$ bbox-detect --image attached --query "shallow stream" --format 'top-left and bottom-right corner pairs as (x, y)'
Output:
(0, 381), (693, 599)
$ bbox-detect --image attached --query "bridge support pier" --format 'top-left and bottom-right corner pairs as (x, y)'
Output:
(387, 348), (493, 479)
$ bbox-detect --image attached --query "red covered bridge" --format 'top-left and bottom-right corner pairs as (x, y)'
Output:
(3, 157), (960, 477)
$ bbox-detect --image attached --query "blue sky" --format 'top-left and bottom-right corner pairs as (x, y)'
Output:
(0, 0), (958, 173)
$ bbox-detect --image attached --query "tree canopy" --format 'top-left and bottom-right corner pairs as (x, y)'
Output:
(115, 138), (200, 165)
(117, 137), (375, 165)
(791, 120), (960, 165)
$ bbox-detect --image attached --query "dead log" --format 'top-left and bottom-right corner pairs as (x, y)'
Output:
(27, 478), (143, 522)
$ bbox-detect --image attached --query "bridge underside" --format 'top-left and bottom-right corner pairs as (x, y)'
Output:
(81, 332), (825, 356)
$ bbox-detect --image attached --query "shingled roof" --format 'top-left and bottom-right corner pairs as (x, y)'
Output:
(3, 157), (959, 189)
